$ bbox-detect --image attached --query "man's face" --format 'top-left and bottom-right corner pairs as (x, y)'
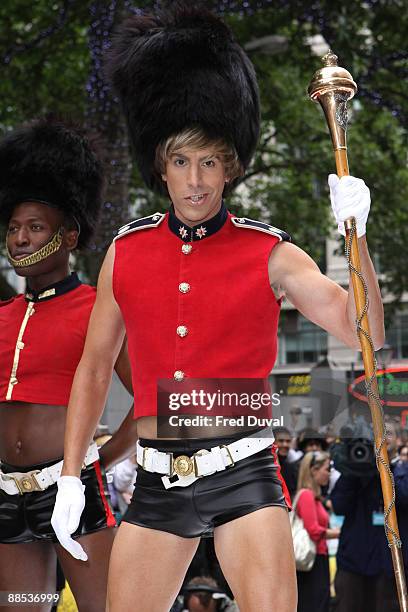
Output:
(6, 201), (75, 277)
(275, 433), (292, 458)
(161, 146), (227, 227)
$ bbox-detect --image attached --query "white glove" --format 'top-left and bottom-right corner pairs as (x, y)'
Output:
(51, 476), (88, 561)
(328, 174), (370, 237)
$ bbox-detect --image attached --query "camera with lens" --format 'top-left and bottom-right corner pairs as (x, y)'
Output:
(331, 418), (377, 478)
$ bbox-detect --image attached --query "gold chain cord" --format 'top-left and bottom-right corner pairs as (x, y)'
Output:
(345, 220), (401, 548)
(6, 228), (63, 268)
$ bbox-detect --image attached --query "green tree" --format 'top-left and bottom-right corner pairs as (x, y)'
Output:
(226, 2), (408, 316)
(0, 0), (406, 319)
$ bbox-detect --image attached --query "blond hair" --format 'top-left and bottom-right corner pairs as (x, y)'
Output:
(297, 451), (330, 499)
(154, 126), (243, 182)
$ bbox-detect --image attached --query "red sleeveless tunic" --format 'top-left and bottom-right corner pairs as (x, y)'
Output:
(113, 212), (284, 418)
(0, 281), (95, 405)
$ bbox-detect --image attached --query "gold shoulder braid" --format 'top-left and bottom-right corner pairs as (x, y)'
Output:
(6, 228), (64, 268)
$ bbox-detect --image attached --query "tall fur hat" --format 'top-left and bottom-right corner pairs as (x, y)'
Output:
(0, 116), (105, 248)
(107, 1), (260, 194)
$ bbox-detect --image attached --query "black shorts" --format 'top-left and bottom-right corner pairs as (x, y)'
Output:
(0, 457), (116, 544)
(123, 434), (291, 538)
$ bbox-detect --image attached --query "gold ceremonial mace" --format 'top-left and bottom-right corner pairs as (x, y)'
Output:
(308, 51), (408, 612)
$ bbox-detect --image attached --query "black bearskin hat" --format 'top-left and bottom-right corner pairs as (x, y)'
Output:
(107, 2), (260, 194)
(0, 117), (105, 248)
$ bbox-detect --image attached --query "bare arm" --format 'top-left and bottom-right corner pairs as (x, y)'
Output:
(325, 527), (341, 539)
(114, 336), (133, 395)
(62, 243), (126, 477)
(96, 327), (138, 469)
(269, 238), (384, 351)
(99, 338), (137, 469)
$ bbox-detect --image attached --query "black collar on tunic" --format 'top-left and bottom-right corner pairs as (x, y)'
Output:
(168, 201), (228, 242)
(25, 272), (82, 303)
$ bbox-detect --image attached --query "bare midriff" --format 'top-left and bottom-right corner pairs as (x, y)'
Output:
(0, 402), (66, 466)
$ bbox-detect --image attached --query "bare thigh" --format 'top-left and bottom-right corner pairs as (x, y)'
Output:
(214, 506), (297, 612)
(55, 528), (115, 612)
(107, 522), (200, 612)
(0, 542), (57, 612)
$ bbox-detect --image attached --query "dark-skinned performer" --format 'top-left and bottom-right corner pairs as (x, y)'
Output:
(0, 118), (137, 612)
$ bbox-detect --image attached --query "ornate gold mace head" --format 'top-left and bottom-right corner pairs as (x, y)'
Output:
(308, 51), (357, 176)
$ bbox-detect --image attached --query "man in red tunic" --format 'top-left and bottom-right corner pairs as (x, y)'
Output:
(51, 5), (384, 611)
(0, 117), (136, 611)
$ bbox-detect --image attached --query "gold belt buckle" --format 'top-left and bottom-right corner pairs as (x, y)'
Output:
(172, 455), (194, 477)
(7, 470), (42, 495)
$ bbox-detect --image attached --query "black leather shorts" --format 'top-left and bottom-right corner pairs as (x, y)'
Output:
(122, 435), (290, 538)
(0, 457), (116, 544)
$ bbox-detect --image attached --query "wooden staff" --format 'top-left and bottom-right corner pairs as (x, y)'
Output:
(308, 51), (408, 612)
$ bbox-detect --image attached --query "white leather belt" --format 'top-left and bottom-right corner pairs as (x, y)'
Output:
(136, 430), (275, 489)
(0, 442), (99, 495)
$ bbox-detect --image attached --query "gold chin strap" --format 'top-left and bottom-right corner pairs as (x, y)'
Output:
(6, 228), (64, 268)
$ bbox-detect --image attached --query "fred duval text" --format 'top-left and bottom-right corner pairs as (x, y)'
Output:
(167, 415), (284, 427)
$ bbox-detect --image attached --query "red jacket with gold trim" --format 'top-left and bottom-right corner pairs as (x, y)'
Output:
(0, 284), (95, 405)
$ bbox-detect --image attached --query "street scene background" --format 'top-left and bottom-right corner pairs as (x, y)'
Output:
(1, 1), (407, 610)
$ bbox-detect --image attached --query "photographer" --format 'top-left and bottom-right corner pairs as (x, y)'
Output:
(330, 421), (408, 612)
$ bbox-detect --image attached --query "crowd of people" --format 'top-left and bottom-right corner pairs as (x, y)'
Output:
(273, 422), (408, 612)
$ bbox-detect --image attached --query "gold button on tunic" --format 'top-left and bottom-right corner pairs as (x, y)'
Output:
(176, 325), (188, 337)
(179, 282), (190, 293)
